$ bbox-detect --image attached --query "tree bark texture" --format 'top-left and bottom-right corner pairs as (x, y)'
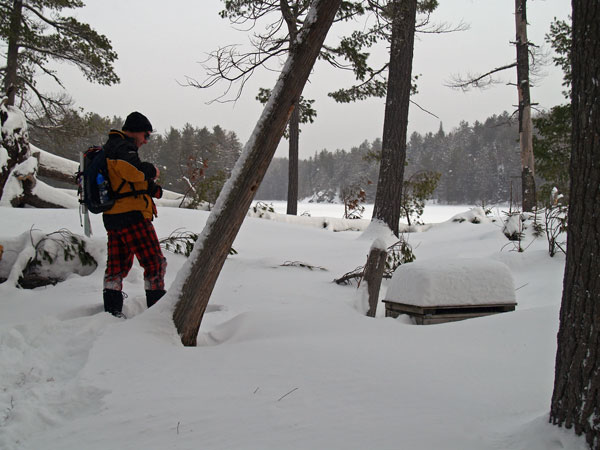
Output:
(364, 0), (417, 317)
(283, 4), (300, 217)
(550, 2), (600, 448)
(514, 0), (536, 211)
(364, 247), (387, 317)
(287, 104), (300, 215)
(172, 0), (342, 346)
(5, 0), (23, 105)
(371, 0), (416, 236)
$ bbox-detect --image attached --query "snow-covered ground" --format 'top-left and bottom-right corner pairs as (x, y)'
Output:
(0, 202), (586, 450)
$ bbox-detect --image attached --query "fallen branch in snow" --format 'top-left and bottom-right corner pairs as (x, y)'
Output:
(334, 266), (364, 286)
(280, 261), (327, 271)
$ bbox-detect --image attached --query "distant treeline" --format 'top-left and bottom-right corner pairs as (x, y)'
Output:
(31, 110), (524, 205)
(257, 112), (522, 205)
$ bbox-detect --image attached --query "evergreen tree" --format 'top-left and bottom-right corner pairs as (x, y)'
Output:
(0, 0), (119, 112)
(533, 104), (571, 202)
(532, 16), (571, 204)
(29, 110), (121, 161)
(0, 0), (119, 200)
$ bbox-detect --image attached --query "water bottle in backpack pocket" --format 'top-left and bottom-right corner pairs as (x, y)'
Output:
(96, 173), (111, 205)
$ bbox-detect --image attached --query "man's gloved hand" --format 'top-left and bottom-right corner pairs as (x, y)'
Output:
(148, 180), (163, 199)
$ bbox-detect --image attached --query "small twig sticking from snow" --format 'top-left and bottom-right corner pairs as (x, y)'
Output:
(177, 421), (180, 434)
(254, 387), (260, 394)
(515, 283), (529, 291)
(277, 387), (299, 402)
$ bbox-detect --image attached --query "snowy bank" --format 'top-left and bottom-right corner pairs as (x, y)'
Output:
(0, 205), (584, 450)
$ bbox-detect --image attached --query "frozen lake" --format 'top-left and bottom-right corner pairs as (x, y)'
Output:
(263, 201), (478, 224)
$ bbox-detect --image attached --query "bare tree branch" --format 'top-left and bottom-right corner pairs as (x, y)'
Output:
(416, 19), (470, 34)
(409, 99), (439, 119)
(446, 62), (517, 91)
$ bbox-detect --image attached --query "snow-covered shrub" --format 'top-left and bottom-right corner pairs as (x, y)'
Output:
(249, 201), (275, 218)
(186, 170), (228, 211)
(160, 229), (199, 257)
(500, 210), (549, 253)
(0, 229), (98, 288)
(502, 212), (525, 242)
(159, 228), (237, 257)
(401, 171), (441, 226)
(385, 236), (416, 276)
(306, 189), (337, 204)
(450, 207), (491, 225)
(334, 235), (415, 286)
(544, 190), (568, 257)
(340, 183), (366, 219)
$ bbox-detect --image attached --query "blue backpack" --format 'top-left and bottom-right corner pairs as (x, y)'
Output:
(77, 146), (147, 214)
(78, 146), (115, 214)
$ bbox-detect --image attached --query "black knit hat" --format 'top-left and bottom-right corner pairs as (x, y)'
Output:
(122, 111), (153, 132)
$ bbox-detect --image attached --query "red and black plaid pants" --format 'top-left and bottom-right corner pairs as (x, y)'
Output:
(104, 219), (167, 292)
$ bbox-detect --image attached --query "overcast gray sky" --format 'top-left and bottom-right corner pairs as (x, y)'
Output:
(43, 0), (570, 158)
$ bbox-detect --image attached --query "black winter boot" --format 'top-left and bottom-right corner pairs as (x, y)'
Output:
(146, 289), (166, 308)
(103, 289), (125, 318)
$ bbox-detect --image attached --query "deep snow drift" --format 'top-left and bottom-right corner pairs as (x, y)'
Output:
(0, 202), (586, 450)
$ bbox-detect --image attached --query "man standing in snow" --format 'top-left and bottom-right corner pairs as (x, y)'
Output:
(101, 111), (167, 318)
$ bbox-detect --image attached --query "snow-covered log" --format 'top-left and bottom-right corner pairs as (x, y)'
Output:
(31, 145), (78, 185)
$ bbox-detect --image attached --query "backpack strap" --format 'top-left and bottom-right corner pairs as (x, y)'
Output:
(111, 179), (150, 200)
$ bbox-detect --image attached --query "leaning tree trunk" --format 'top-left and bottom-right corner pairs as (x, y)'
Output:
(287, 105), (300, 215)
(173, 0), (342, 346)
(365, 0), (417, 317)
(550, 2), (600, 448)
(515, 0), (536, 212)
